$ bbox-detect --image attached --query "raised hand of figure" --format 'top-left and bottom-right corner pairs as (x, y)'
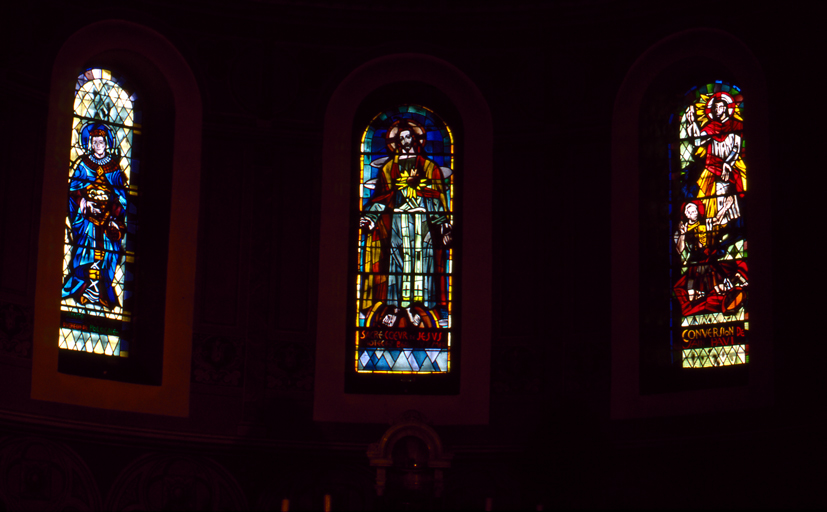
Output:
(685, 106), (695, 123)
(679, 221), (687, 234)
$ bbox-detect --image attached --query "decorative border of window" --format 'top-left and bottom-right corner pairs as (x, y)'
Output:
(670, 82), (749, 369)
(354, 104), (455, 375)
(60, 68), (140, 358)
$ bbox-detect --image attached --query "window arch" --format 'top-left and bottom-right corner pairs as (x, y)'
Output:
(32, 20), (202, 416)
(611, 29), (773, 418)
(314, 54), (492, 423)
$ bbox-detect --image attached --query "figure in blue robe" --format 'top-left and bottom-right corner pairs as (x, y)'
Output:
(62, 125), (128, 310)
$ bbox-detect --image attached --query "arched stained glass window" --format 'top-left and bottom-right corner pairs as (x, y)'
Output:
(353, 104), (455, 376)
(670, 82), (748, 368)
(59, 68), (139, 357)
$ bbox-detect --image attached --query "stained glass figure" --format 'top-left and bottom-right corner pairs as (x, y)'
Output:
(354, 105), (454, 373)
(59, 68), (139, 357)
(671, 83), (748, 368)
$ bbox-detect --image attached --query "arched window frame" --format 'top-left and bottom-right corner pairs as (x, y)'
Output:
(32, 20), (202, 416)
(610, 29), (773, 418)
(314, 54), (492, 423)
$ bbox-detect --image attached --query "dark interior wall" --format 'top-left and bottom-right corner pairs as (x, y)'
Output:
(0, 1), (822, 509)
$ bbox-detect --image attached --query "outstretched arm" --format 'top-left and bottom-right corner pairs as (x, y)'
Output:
(683, 106), (708, 146)
(713, 195), (735, 225)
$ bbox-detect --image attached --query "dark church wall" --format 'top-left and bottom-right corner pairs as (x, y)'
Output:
(0, 1), (823, 509)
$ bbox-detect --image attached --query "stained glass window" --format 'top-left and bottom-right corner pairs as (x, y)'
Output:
(354, 104), (454, 374)
(670, 82), (748, 368)
(59, 68), (139, 357)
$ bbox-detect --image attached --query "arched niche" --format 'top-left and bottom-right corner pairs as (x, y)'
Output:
(367, 410), (453, 498)
(610, 29), (773, 419)
(32, 20), (202, 416)
(314, 53), (492, 424)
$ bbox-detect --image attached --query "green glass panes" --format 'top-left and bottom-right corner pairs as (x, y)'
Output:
(682, 344), (747, 368)
(60, 68), (140, 357)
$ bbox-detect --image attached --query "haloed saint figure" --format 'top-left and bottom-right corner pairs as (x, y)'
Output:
(62, 124), (128, 310)
(359, 118), (453, 329)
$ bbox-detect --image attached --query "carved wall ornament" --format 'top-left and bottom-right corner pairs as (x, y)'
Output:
(367, 410), (453, 501)
(191, 334), (245, 386)
(266, 341), (314, 391)
(105, 453), (248, 511)
(0, 436), (102, 511)
(0, 301), (33, 358)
